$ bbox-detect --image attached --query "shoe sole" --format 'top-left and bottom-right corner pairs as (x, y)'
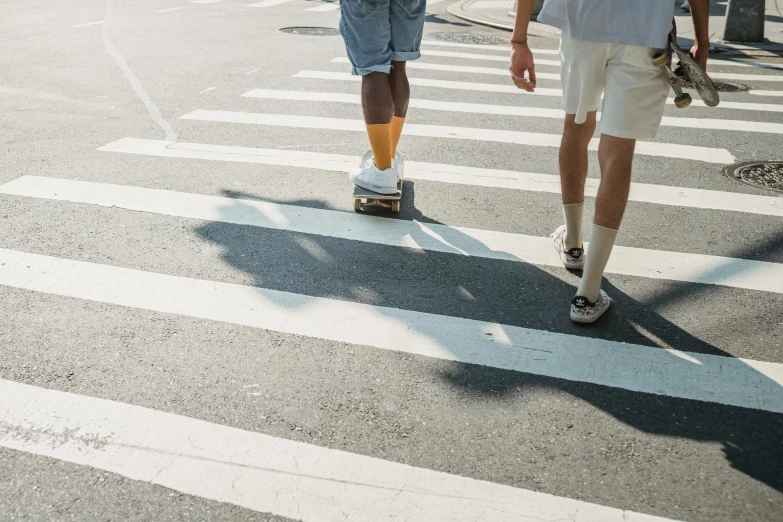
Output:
(570, 299), (611, 324)
(350, 177), (398, 195)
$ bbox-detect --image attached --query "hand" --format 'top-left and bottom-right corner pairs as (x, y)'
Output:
(509, 40), (536, 92)
(690, 42), (709, 71)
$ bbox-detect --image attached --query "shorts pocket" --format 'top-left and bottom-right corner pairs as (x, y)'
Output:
(395, 0), (422, 15)
(345, 0), (378, 18)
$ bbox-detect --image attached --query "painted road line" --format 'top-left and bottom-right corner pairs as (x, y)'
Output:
(98, 138), (783, 217)
(180, 110), (736, 164)
(157, 6), (185, 12)
(424, 47), (783, 74)
(0, 379), (684, 522)
(306, 2), (339, 10)
(334, 57), (783, 104)
(421, 41), (783, 71)
(73, 20), (105, 27)
(422, 48), (561, 67)
(295, 71), (783, 113)
(333, 58), (783, 106)
(750, 90), (783, 97)
(190, 0), (223, 3)
(332, 56), (561, 79)
(259, 86), (783, 135)
(0, 246), (782, 413)
(421, 40), (783, 72)
(247, 0), (292, 6)
(297, 69), (563, 95)
(5, 174), (782, 297)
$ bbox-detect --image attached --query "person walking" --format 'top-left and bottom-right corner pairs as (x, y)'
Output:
(509, 0), (710, 323)
(339, 0), (426, 194)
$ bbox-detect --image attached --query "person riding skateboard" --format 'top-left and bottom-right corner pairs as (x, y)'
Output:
(509, 0), (710, 323)
(339, 0), (426, 194)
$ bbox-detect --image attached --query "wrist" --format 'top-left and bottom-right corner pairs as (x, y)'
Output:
(511, 37), (528, 46)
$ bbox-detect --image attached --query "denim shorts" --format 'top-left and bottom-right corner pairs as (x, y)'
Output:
(339, 0), (426, 76)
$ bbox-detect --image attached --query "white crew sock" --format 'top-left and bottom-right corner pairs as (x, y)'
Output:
(562, 202), (584, 250)
(576, 224), (618, 302)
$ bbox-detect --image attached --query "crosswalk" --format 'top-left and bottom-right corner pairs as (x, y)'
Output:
(5, 10), (783, 522)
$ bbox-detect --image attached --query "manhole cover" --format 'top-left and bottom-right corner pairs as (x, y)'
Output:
(280, 26), (340, 36)
(680, 79), (749, 92)
(713, 81), (750, 92)
(426, 32), (510, 46)
(724, 161), (783, 193)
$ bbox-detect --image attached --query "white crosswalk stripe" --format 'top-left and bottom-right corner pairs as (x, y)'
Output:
(305, 1), (339, 11)
(98, 137), (783, 216)
(0, 379), (683, 522)
(331, 57), (783, 99)
(295, 70), (783, 112)
(1, 245), (781, 412)
(4, 175), (781, 294)
(179, 110), (737, 163)
(420, 40), (783, 71)
(5, 23), (783, 522)
(247, 0), (293, 6)
(245, 87), (783, 135)
(421, 48), (783, 79)
(423, 48), (562, 66)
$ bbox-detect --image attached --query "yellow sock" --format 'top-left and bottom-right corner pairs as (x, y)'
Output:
(366, 123), (393, 170)
(390, 116), (405, 157)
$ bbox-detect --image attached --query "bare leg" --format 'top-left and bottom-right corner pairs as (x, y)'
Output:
(558, 112), (596, 249)
(575, 133), (636, 302)
(594, 133), (636, 228)
(388, 61), (410, 118)
(361, 71), (394, 125)
(559, 112), (597, 204)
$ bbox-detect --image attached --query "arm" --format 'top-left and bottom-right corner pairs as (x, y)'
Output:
(509, 0), (537, 92)
(688, 0), (710, 70)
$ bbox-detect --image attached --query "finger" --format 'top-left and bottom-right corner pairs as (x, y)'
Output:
(528, 65), (537, 87)
(512, 75), (534, 92)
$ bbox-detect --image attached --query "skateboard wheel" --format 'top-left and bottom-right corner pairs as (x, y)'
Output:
(353, 199), (363, 212)
(674, 93), (692, 109)
(651, 52), (669, 68)
(391, 201), (400, 213)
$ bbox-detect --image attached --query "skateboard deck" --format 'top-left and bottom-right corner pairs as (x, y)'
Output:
(652, 20), (720, 108)
(352, 149), (404, 213)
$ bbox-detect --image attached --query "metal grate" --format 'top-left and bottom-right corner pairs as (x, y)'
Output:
(724, 161), (783, 194)
(279, 26), (340, 36)
(425, 32), (510, 45)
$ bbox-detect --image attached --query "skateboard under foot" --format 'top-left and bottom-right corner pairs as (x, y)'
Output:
(352, 149), (404, 214)
(652, 20), (719, 109)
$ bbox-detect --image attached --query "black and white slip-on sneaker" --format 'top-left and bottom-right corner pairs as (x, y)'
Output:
(551, 224), (585, 269)
(570, 289), (612, 323)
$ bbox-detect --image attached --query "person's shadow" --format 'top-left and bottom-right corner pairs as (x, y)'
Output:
(193, 179), (783, 495)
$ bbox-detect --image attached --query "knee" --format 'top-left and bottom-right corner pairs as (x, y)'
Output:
(563, 114), (596, 142)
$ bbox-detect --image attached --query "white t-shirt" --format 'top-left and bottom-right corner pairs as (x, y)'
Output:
(537, 0), (676, 49)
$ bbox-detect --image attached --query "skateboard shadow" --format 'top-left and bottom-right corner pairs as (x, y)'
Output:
(192, 184), (783, 495)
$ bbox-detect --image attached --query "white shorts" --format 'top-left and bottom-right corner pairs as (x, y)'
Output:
(559, 33), (670, 140)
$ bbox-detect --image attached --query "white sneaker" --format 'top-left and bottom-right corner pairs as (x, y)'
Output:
(363, 153), (403, 181)
(551, 224), (585, 269)
(570, 289), (612, 323)
(349, 161), (399, 195)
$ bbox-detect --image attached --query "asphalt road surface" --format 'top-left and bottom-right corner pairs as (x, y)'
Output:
(2, 1), (783, 521)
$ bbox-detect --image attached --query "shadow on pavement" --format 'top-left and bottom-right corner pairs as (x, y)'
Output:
(193, 180), (783, 495)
